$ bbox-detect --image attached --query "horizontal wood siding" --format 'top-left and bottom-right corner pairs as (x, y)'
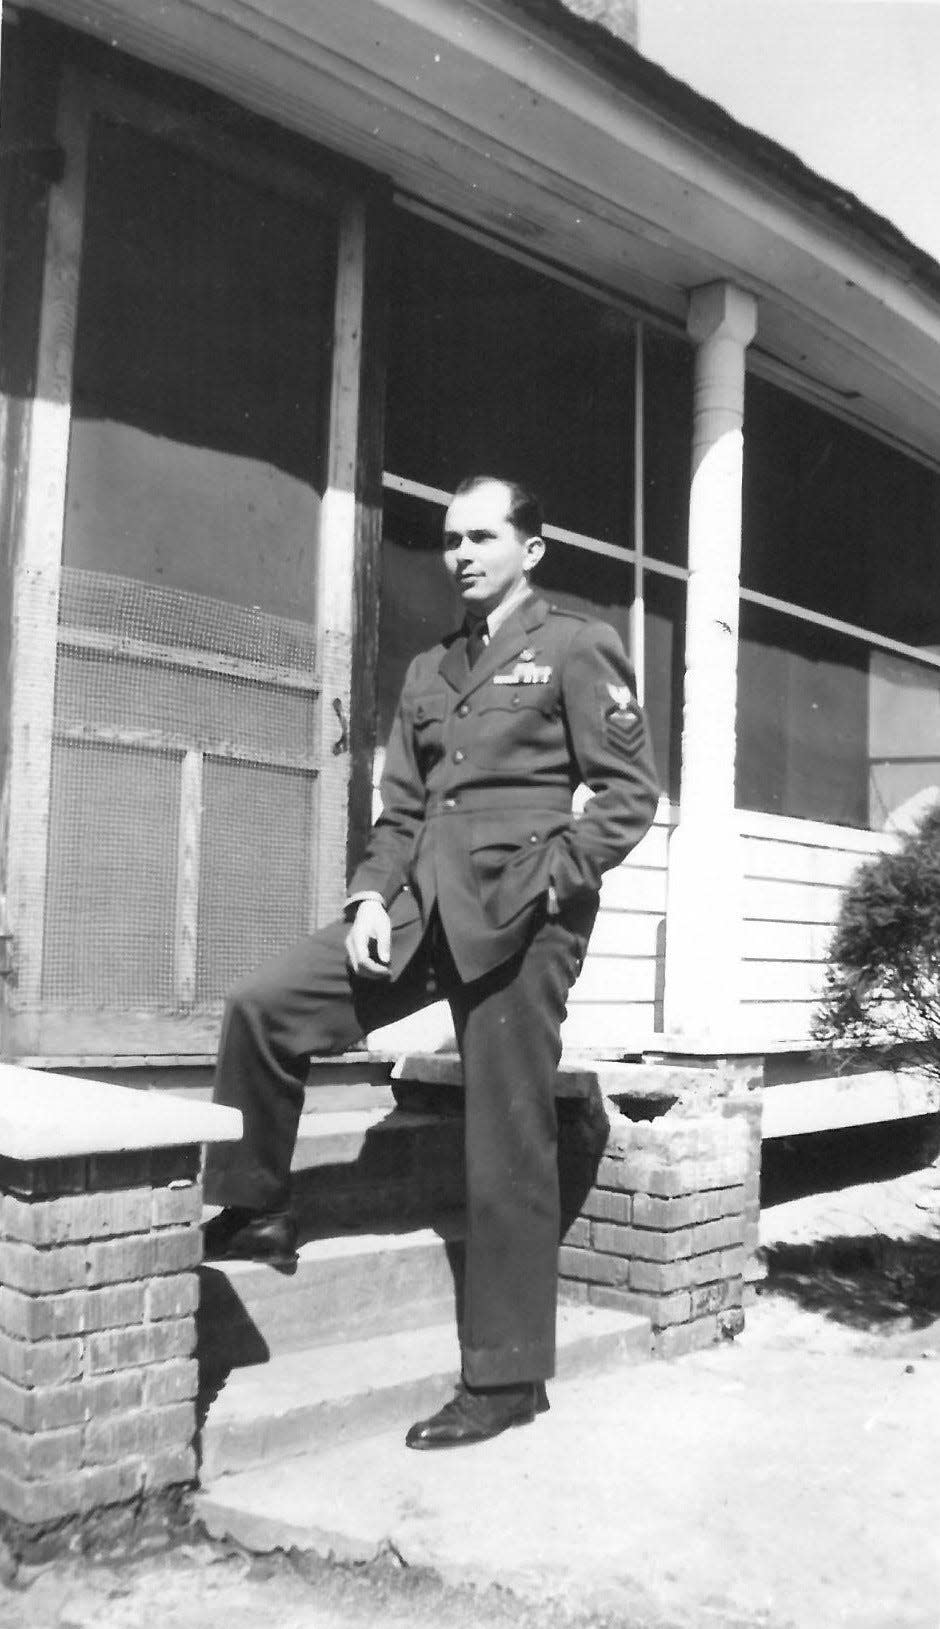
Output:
(367, 807), (899, 1057)
(563, 798), (669, 1050)
(738, 810), (897, 1041)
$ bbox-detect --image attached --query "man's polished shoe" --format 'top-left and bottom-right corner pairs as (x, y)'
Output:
(201, 1206), (299, 1269)
(405, 1381), (541, 1450)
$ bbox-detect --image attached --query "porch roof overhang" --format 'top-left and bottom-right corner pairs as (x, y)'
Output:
(16, 0), (940, 467)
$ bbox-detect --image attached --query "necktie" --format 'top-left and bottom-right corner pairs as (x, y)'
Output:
(465, 622), (487, 669)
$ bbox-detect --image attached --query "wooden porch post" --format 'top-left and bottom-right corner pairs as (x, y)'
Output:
(663, 282), (757, 1039)
(311, 190), (388, 928)
(1, 74), (89, 1056)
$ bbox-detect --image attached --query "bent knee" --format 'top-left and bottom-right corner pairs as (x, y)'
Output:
(224, 971), (282, 1028)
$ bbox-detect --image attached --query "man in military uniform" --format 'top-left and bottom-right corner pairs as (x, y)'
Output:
(204, 475), (659, 1448)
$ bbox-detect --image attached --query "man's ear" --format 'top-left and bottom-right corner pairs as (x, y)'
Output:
(523, 535), (545, 573)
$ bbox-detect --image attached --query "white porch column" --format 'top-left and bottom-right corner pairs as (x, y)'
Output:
(663, 282), (758, 1039)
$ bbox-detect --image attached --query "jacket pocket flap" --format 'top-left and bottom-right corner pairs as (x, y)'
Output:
(412, 691), (447, 725)
(469, 809), (570, 854)
(477, 690), (553, 716)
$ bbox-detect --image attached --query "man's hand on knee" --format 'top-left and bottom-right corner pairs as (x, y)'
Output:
(345, 898), (393, 979)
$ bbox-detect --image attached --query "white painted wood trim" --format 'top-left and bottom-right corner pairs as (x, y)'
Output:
(5, 72), (90, 1015)
(174, 750), (203, 1006)
(319, 196), (367, 641)
(20, 0), (940, 475)
(8, 1007), (223, 1059)
(630, 322), (646, 702)
(382, 472), (695, 578)
(741, 585), (940, 675)
(57, 625), (321, 692)
(37, 0), (937, 348)
(737, 807), (900, 853)
(741, 839), (878, 888)
(51, 723), (320, 774)
(311, 194), (368, 927)
(762, 1072), (939, 1138)
(394, 192), (682, 334)
(742, 879), (845, 927)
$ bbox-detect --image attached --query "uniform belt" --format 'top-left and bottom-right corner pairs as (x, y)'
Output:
(424, 787), (573, 817)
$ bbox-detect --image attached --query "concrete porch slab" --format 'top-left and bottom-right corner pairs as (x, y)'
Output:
(196, 1325), (940, 1629)
(199, 1300), (650, 1480)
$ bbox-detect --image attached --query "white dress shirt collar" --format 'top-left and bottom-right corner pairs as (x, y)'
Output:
(476, 576), (536, 642)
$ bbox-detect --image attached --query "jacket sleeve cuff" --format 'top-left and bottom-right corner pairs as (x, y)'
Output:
(343, 890), (386, 921)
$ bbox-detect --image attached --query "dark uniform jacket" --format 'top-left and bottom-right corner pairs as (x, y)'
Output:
(348, 593), (660, 983)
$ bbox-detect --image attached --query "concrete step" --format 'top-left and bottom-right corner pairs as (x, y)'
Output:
(198, 1213), (465, 1372)
(391, 1051), (715, 1109)
(288, 1105), (465, 1230)
(198, 1299), (651, 1482)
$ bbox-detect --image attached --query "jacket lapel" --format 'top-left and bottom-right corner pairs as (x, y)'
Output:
(449, 596), (550, 704)
(438, 634), (470, 693)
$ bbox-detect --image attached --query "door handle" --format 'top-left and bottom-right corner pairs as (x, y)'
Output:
(332, 697), (349, 756)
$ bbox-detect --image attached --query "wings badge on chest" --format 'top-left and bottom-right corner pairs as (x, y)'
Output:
(492, 656), (553, 686)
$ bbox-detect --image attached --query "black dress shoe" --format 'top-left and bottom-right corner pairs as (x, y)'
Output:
(201, 1206), (299, 1268)
(405, 1381), (540, 1450)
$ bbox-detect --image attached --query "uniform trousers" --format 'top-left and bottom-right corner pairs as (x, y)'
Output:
(204, 905), (590, 1387)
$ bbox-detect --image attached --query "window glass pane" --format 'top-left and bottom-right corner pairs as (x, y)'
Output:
(736, 602), (940, 830)
(644, 572), (684, 801)
(67, 116), (333, 617)
(739, 376), (940, 828)
(377, 490), (455, 743)
(742, 376), (940, 648)
(385, 212), (635, 543)
(868, 650), (940, 831)
(535, 543), (632, 652)
(644, 328), (692, 566)
(737, 604), (869, 826)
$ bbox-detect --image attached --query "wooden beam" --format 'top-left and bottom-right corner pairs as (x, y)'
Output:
(0, 24), (63, 1059)
(762, 1071), (940, 1138)
(3, 70), (89, 1046)
(53, 723), (321, 774)
(310, 192), (370, 929)
(629, 322), (645, 703)
(174, 750), (203, 1006)
(57, 626), (321, 692)
(7, 1007), (223, 1059)
(347, 187), (390, 877)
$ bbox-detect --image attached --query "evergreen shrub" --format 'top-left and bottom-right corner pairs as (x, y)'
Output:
(813, 803), (940, 1079)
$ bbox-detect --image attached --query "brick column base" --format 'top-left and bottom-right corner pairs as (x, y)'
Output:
(721, 1090), (764, 1302)
(0, 1144), (202, 1560)
(559, 1106), (750, 1357)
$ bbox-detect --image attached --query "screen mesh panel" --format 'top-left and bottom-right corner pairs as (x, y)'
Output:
(44, 568), (321, 1012)
(43, 742), (178, 1005)
(32, 110), (334, 1048)
(56, 649), (315, 762)
(59, 568), (318, 669)
(196, 758), (314, 1001)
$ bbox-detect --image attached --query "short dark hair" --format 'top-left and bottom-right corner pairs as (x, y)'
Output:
(452, 475), (543, 540)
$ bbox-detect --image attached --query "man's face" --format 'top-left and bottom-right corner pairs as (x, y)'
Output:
(442, 481), (544, 618)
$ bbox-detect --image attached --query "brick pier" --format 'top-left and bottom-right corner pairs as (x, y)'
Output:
(0, 1066), (239, 1558)
(559, 1106), (750, 1355)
